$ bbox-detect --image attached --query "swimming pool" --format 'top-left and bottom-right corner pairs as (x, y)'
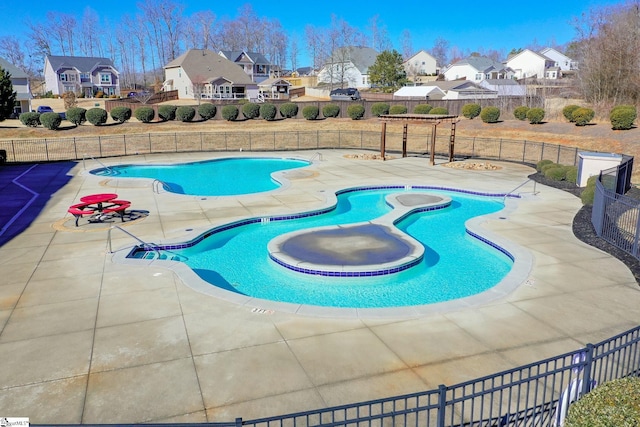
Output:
(91, 157), (310, 196)
(125, 186), (525, 313)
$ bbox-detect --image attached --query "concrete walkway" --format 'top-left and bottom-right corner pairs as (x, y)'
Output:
(1, 151), (639, 424)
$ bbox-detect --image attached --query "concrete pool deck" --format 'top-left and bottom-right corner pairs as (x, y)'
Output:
(1, 150), (639, 423)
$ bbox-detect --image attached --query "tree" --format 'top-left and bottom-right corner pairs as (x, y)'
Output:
(368, 15), (392, 52)
(368, 50), (407, 90)
(573, 1), (640, 104)
(401, 29), (413, 60)
(430, 37), (449, 68)
(0, 67), (17, 121)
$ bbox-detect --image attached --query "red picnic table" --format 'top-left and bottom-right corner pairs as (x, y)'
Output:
(68, 193), (131, 227)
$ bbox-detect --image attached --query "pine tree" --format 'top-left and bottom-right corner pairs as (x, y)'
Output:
(368, 50), (407, 91)
(0, 67), (17, 121)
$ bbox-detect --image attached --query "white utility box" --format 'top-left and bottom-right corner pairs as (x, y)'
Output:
(577, 151), (623, 187)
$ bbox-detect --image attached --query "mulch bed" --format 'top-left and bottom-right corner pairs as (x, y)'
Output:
(529, 172), (640, 283)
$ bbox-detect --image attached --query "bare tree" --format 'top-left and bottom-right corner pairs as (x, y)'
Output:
(304, 25), (327, 71)
(430, 37), (449, 68)
(80, 7), (100, 56)
(368, 15), (392, 52)
(401, 30), (413, 60)
(156, 0), (184, 62)
(290, 36), (299, 71)
(183, 10), (217, 50)
(573, 1), (640, 104)
(0, 37), (26, 71)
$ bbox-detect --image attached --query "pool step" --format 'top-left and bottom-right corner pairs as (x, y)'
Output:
(137, 251), (186, 261)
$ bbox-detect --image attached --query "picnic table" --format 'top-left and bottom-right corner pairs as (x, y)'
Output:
(68, 193), (131, 227)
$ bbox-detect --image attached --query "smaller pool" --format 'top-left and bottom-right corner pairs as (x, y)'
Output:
(91, 157), (310, 196)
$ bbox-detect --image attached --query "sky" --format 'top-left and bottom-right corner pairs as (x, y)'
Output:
(0, 0), (626, 67)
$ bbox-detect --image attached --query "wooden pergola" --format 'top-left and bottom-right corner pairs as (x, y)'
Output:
(379, 114), (459, 165)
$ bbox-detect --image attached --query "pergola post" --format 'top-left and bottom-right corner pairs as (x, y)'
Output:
(402, 123), (408, 158)
(380, 122), (387, 160)
(429, 123), (439, 166)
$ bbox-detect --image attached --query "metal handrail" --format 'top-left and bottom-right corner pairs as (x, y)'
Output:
(152, 179), (168, 194)
(82, 154), (112, 172)
(107, 225), (160, 256)
(309, 152), (323, 162)
(503, 178), (537, 203)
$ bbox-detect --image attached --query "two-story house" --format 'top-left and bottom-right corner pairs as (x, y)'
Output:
(506, 48), (569, 80)
(443, 56), (514, 82)
(317, 46), (378, 89)
(218, 51), (272, 83)
(163, 49), (258, 100)
(0, 57), (31, 116)
(539, 47), (578, 72)
(403, 50), (438, 82)
(44, 55), (120, 97)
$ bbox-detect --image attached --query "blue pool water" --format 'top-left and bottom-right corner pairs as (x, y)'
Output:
(91, 157), (310, 196)
(134, 187), (514, 309)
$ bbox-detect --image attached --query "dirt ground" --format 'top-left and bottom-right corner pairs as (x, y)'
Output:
(2, 97), (638, 165)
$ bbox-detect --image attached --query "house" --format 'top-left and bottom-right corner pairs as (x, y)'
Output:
(257, 78), (291, 100)
(393, 85), (445, 100)
(443, 56), (514, 82)
(479, 79), (526, 97)
(163, 49), (258, 100)
(403, 50), (438, 81)
(422, 81), (498, 100)
(506, 48), (569, 80)
(317, 46), (378, 89)
(218, 50), (273, 83)
(0, 57), (31, 116)
(539, 47), (578, 72)
(44, 55), (120, 97)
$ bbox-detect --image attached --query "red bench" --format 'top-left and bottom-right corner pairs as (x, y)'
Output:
(67, 200), (131, 226)
(67, 203), (96, 227)
(101, 200), (131, 222)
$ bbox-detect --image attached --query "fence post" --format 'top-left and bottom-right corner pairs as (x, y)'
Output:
(498, 139), (502, 160)
(235, 417), (243, 427)
(582, 344), (595, 395)
(174, 133), (177, 152)
(73, 137), (77, 160)
(99, 136), (102, 157)
(148, 133), (151, 152)
(437, 384), (447, 427)
(522, 140), (526, 162)
(45, 139), (49, 161)
(123, 134), (127, 156)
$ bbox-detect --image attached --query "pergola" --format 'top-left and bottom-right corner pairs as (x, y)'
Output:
(379, 114), (459, 165)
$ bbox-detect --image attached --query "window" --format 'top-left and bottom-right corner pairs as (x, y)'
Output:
(475, 73), (482, 80)
(64, 85), (74, 92)
(60, 73), (67, 82)
(100, 73), (111, 84)
(80, 73), (90, 81)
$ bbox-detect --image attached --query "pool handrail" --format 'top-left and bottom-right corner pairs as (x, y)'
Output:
(107, 225), (160, 257)
(82, 154), (112, 173)
(152, 179), (169, 194)
(503, 178), (537, 203)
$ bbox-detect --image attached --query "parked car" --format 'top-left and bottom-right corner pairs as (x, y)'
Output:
(36, 105), (66, 120)
(330, 88), (361, 101)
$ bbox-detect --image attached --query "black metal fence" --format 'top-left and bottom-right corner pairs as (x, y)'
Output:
(591, 156), (640, 259)
(0, 130), (582, 167)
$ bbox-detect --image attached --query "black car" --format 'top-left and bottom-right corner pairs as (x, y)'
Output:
(330, 88), (361, 101)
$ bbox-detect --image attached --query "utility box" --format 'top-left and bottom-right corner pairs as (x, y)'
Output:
(577, 152), (623, 187)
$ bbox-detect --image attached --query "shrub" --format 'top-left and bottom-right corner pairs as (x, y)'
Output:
(565, 166), (578, 184)
(541, 162), (560, 174)
(198, 103), (217, 120)
(413, 104), (433, 114)
(610, 105), (637, 130)
(86, 107), (108, 125)
(461, 103), (481, 119)
(562, 104), (581, 122)
(279, 102), (299, 118)
(565, 377), (640, 426)
(322, 103), (340, 118)
(39, 112), (62, 130)
(302, 105), (319, 120)
(242, 103), (260, 119)
(110, 106), (132, 123)
(157, 105), (177, 121)
(389, 105), (408, 114)
(580, 176), (598, 205)
(430, 106), (449, 114)
(527, 107), (545, 124)
(480, 106), (500, 123)
(66, 107), (86, 126)
(62, 91), (77, 109)
(95, 91), (104, 98)
(371, 102), (390, 117)
(176, 106), (196, 122)
(536, 159), (554, 172)
(20, 112), (40, 127)
(260, 103), (278, 121)
(222, 105), (239, 121)
(514, 106), (530, 121)
(347, 104), (366, 120)
(544, 165), (567, 181)
(572, 107), (595, 126)
(134, 107), (155, 123)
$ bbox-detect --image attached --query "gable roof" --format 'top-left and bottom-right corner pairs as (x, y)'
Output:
(165, 49), (255, 85)
(0, 57), (28, 78)
(507, 49), (551, 63)
(46, 55), (117, 73)
(451, 56), (507, 73)
(403, 50), (437, 65)
(539, 47), (570, 60)
(219, 51), (270, 65)
(393, 86), (445, 98)
(327, 46), (379, 74)
(258, 78), (291, 88)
